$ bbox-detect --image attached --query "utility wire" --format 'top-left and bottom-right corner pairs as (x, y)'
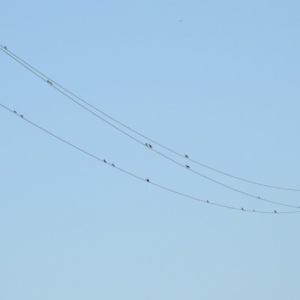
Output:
(1, 45), (299, 192)
(1, 102), (299, 214)
(1, 46), (300, 209)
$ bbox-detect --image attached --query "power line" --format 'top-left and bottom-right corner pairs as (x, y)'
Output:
(1, 47), (300, 209)
(1, 102), (299, 214)
(1, 45), (299, 192)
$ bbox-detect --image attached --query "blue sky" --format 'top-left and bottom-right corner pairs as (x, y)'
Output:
(1, 1), (300, 299)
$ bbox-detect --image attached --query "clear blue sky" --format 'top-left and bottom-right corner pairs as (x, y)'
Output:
(1, 1), (300, 299)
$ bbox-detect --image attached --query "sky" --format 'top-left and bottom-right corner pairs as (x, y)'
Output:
(1, 1), (300, 299)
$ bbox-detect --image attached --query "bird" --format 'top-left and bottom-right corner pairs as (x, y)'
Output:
(207, 200), (209, 203)
(145, 143), (148, 147)
(4, 46), (7, 50)
(258, 196), (261, 199)
(47, 80), (53, 85)
(253, 210), (256, 212)
(185, 154), (188, 158)
(146, 179), (150, 182)
(20, 115), (24, 118)
(103, 160), (106, 163)
(241, 208), (244, 211)
(274, 210), (277, 213)
(112, 164), (115, 167)
(149, 144), (153, 149)
(186, 165), (190, 169)
(13, 111), (17, 114)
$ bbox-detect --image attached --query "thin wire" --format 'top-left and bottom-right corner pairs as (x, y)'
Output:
(1, 47), (300, 209)
(1, 45), (299, 192)
(1, 46), (300, 203)
(1, 102), (299, 214)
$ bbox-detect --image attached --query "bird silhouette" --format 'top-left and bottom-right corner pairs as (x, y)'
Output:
(112, 164), (115, 167)
(4, 46), (7, 50)
(146, 179), (150, 182)
(13, 111), (17, 114)
(274, 210), (277, 213)
(186, 165), (190, 169)
(47, 80), (53, 85)
(20, 115), (23, 118)
(185, 155), (188, 158)
(207, 200), (209, 203)
(104, 160), (106, 163)
(145, 143), (148, 147)
(149, 144), (153, 148)
(241, 208), (244, 211)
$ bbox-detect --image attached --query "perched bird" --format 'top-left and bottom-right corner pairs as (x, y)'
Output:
(149, 144), (153, 149)
(258, 196), (261, 199)
(112, 164), (115, 167)
(103, 160), (106, 163)
(146, 179), (150, 182)
(241, 208), (244, 211)
(207, 200), (209, 203)
(185, 154), (188, 158)
(13, 111), (17, 114)
(253, 210), (256, 212)
(4, 46), (7, 50)
(145, 143), (148, 147)
(20, 115), (24, 118)
(274, 210), (277, 213)
(47, 80), (53, 85)
(186, 165), (190, 169)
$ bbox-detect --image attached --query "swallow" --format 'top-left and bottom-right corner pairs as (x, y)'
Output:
(112, 164), (115, 167)
(274, 210), (277, 213)
(207, 200), (209, 203)
(104, 160), (106, 163)
(241, 208), (244, 211)
(4, 46), (7, 50)
(258, 196), (261, 199)
(20, 115), (24, 118)
(146, 179), (150, 182)
(145, 143), (148, 147)
(149, 144), (153, 148)
(13, 111), (17, 114)
(186, 165), (190, 169)
(185, 155), (188, 158)
(47, 80), (53, 85)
